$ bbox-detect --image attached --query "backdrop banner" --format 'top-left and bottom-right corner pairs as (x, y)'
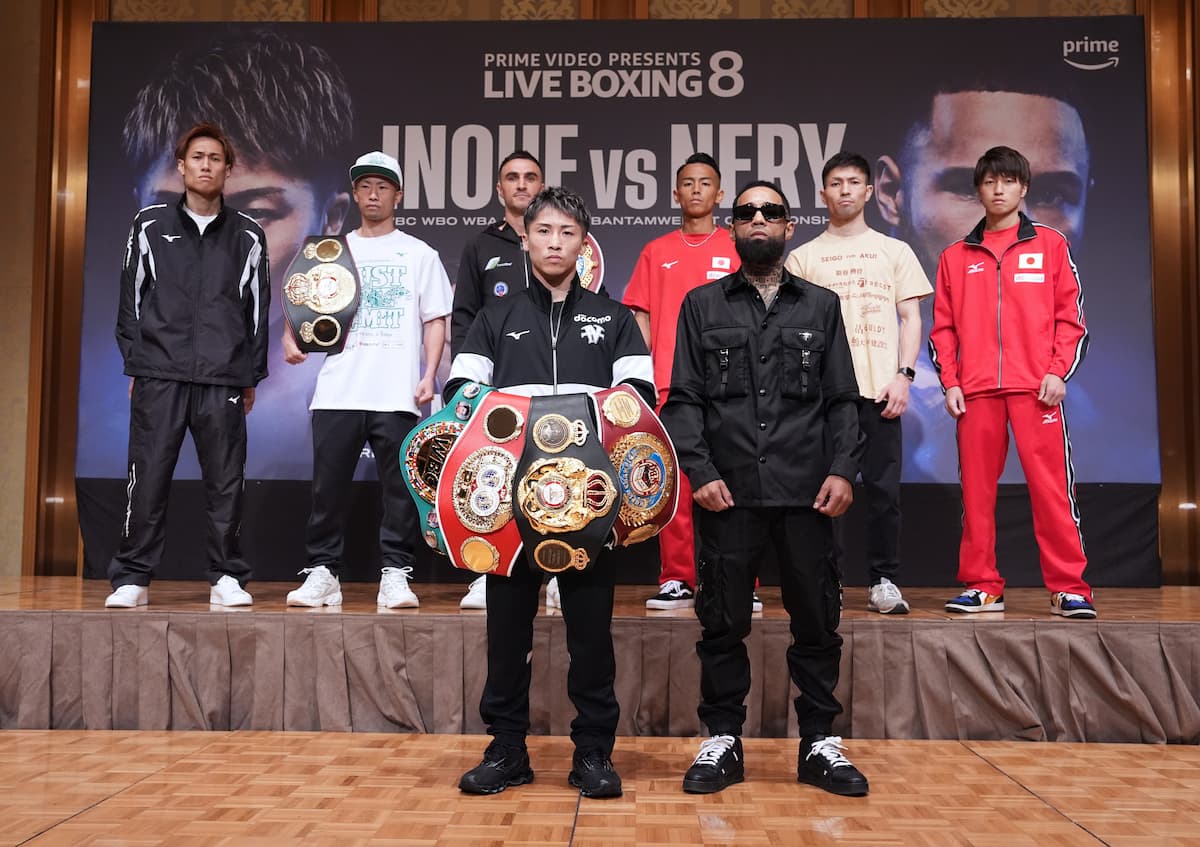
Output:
(76, 18), (1159, 585)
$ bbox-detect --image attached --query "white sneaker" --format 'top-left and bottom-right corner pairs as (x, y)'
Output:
(378, 566), (419, 609)
(460, 575), (487, 610)
(105, 584), (148, 608)
(545, 576), (561, 609)
(286, 566), (342, 607)
(867, 577), (910, 615)
(209, 575), (253, 606)
(752, 592), (764, 613)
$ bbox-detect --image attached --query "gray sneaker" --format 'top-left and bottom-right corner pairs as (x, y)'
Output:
(867, 577), (910, 615)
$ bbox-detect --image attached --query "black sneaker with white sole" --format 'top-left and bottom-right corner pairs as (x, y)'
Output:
(646, 579), (695, 610)
(797, 734), (869, 796)
(682, 734), (745, 794)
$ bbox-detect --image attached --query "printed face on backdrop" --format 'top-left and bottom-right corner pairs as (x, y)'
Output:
(876, 90), (1090, 269)
(138, 156), (349, 280)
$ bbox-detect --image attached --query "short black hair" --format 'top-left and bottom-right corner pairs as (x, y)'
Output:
(123, 29), (353, 191)
(974, 145), (1031, 187)
(676, 152), (720, 182)
(499, 150), (543, 177)
(174, 122), (235, 168)
(733, 179), (790, 217)
(524, 186), (591, 236)
(821, 151), (871, 185)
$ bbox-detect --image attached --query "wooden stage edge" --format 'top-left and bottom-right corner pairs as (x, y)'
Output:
(2, 579), (1200, 744)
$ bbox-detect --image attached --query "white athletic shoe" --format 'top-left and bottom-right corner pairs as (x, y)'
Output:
(378, 566), (419, 609)
(209, 575), (253, 606)
(460, 575), (487, 610)
(286, 566), (342, 607)
(545, 576), (561, 609)
(104, 585), (148, 608)
(867, 577), (910, 615)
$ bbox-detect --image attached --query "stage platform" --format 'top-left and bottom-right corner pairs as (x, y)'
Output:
(1, 578), (1198, 743)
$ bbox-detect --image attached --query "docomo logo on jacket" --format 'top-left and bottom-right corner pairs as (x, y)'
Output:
(1063, 37), (1119, 71)
(574, 314), (613, 324)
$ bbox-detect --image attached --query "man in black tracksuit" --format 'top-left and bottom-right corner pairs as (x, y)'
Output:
(447, 187), (654, 800)
(451, 150), (544, 358)
(106, 123), (269, 609)
(662, 181), (870, 797)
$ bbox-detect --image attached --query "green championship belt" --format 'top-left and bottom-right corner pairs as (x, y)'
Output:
(281, 235), (360, 354)
(400, 382), (493, 555)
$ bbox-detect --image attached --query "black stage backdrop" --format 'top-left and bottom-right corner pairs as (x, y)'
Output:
(77, 18), (1159, 586)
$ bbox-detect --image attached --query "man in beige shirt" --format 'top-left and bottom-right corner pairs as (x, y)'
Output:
(786, 152), (931, 614)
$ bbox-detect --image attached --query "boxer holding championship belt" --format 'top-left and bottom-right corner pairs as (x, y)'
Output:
(400, 381), (493, 555)
(435, 390), (531, 577)
(594, 385), (679, 548)
(282, 234), (360, 354)
(512, 393), (619, 575)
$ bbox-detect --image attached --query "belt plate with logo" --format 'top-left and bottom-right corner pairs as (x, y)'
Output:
(513, 393), (619, 575)
(595, 385), (679, 547)
(436, 390), (531, 577)
(400, 382), (493, 556)
(282, 234), (360, 354)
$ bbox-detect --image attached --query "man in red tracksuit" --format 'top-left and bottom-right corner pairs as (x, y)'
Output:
(929, 146), (1094, 619)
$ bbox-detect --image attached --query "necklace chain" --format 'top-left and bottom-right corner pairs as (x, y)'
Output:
(679, 228), (720, 249)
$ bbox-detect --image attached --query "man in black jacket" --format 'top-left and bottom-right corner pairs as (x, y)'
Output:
(106, 123), (270, 608)
(662, 181), (869, 797)
(446, 187), (654, 800)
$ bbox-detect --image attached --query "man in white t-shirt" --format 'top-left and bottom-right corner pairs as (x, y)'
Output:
(785, 152), (932, 614)
(284, 151), (452, 609)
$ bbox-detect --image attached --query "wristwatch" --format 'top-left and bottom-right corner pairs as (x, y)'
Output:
(898, 367), (916, 381)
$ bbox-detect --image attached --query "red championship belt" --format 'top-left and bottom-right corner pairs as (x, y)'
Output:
(595, 385), (680, 547)
(436, 390), (531, 577)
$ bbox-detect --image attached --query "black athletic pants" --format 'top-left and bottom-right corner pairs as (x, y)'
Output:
(833, 399), (903, 586)
(304, 409), (419, 576)
(695, 506), (843, 738)
(108, 377), (250, 588)
(481, 554), (619, 754)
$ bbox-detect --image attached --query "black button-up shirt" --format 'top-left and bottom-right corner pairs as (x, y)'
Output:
(662, 268), (863, 507)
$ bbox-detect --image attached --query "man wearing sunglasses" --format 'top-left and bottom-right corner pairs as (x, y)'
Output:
(662, 181), (868, 797)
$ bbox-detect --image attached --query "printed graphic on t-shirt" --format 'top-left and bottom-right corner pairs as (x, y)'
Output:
(350, 261), (410, 339)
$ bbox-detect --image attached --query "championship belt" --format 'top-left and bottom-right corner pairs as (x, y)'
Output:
(400, 382), (493, 555)
(435, 390), (531, 577)
(595, 385), (680, 547)
(513, 394), (619, 575)
(281, 235), (360, 354)
(577, 233), (605, 293)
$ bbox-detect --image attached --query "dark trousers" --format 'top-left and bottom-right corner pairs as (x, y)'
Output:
(833, 399), (902, 586)
(305, 409), (419, 576)
(108, 377), (250, 588)
(481, 554), (619, 753)
(695, 506), (843, 738)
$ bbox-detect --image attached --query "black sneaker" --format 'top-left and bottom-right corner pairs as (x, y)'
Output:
(458, 740), (534, 795)
(646, 579), (695, 610)
(797, 735), (869, 797)
(568, 747), (623, 798)
(682, 734), (744, 794)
